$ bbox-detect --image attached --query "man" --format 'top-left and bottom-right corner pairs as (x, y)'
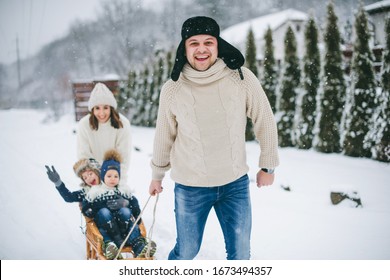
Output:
(149, 16), (279, 260)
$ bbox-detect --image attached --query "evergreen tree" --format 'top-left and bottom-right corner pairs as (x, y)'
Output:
(166, 50), (174, 80)
(132, 67), (150, 126)
(245, 27), (257, 141)
(278, 26), (300, 147)
(315, 1), (345, 153)
(262, 26), (278, 113)
(147, 72), (156, 127)
(125, 49), (172, 127)
(117, 80), (129, 114)
(343, 4), (376, 158)
(375, 18), (390, 162)
(149, 54), (165, 127)
(297, 15), (321, 149)
(381, 18), (390, 94)
(118, 71), (136, 117)
(245, 27), (258, 77)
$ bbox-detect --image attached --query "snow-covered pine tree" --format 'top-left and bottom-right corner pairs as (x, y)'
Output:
(133, 67), (150, 126)
(262, 26), (278, 113)
(147, 71), (156, 127)
(117, 81), (128, 115)
(245, 27), (258, 77)
(118, 71), (136, 118)
(343, 4), (376, 158)
(125, 49), (173, 127)
(315, 1), (345, 153)
(166, 50), (174, 80)
(129, 71), (141, 126)
(148, 54), (165, 127)
(245, 26), (257, 141)
(297, 14), (321, 150)
(278, 25), (300, 147)
(375, 17), (390, 162)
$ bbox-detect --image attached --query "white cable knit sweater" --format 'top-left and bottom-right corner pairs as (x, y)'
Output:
(151, 59), (279, 187)
(77, 113), (132, 186)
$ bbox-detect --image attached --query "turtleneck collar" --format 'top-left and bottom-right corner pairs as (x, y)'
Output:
(181, 59), (230, 85)
(98, 118), (112, 128)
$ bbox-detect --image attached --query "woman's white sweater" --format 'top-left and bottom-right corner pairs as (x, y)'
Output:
(77, 113), (132, 185)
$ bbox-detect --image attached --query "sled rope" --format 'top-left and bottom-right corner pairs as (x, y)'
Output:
(114, 193), (159, 260)
(79, 212), (87, 234)
(146, 192), (159, 257)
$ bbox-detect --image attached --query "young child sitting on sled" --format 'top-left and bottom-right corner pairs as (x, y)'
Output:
(82, 149), (157, 259)
(46, 158), (120, 258)
(46, 158), (101, 204)
(46, 156), (149, 259)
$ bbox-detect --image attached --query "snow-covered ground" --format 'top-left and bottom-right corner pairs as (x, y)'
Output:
(0, 107), (389, 260)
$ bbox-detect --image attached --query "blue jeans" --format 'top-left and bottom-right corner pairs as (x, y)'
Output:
(168, 174), (251, 260)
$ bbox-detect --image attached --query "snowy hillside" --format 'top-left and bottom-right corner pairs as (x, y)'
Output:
(0, 107), (389, 260)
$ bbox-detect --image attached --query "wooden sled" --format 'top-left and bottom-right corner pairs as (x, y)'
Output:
(84, 215), (155, 260)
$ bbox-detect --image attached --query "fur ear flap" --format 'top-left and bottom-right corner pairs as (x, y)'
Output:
(171, 41), (186, 81)
(218, 37), (245, 71)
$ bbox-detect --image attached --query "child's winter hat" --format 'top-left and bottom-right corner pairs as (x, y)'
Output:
(88, 82), (117, 111)
(170, 16), (245, 81)
(73, 158), (101, 178)
(101, 149), (122, 180)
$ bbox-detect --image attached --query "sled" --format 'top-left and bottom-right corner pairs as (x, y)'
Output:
(84, 215), (155, 260)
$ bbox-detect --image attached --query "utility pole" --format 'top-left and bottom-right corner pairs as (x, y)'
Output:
(16, 36), (21, 88)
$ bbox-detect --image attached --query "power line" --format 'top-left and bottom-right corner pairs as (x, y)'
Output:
(16, 36), (21, 88)
(37, 0), (47, 48)
(27, 0), (33, 58)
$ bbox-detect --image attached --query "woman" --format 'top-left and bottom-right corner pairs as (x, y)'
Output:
(77, 82), (131, 187)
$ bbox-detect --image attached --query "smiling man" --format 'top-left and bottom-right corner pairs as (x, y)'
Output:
(185, 34), (218, 71)
(149, 16), (280, 260)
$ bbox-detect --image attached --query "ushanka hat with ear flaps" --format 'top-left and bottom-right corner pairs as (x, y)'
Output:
(171, 16), (245, 81)
(73, 158), (101, 179)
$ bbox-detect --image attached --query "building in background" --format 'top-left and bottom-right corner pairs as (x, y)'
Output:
(365, 0), (390, 46)
(221, 9), (309, 64)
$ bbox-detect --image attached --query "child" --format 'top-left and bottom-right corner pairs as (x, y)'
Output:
(83, 149), (157, 259)
(45, 158), (101, 203)
(45, 158), (119, 259)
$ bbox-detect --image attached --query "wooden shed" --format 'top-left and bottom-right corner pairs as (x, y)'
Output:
(72, 79), (119, 121)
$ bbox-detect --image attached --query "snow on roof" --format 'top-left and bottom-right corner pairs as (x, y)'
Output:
(94, 73), (121, 81)
(365, 0), (390, 12)
(72, 74), (121, 83)
(221, 9), (308, 45)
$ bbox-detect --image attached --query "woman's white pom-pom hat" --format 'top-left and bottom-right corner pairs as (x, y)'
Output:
(88, 82), (117, 111)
